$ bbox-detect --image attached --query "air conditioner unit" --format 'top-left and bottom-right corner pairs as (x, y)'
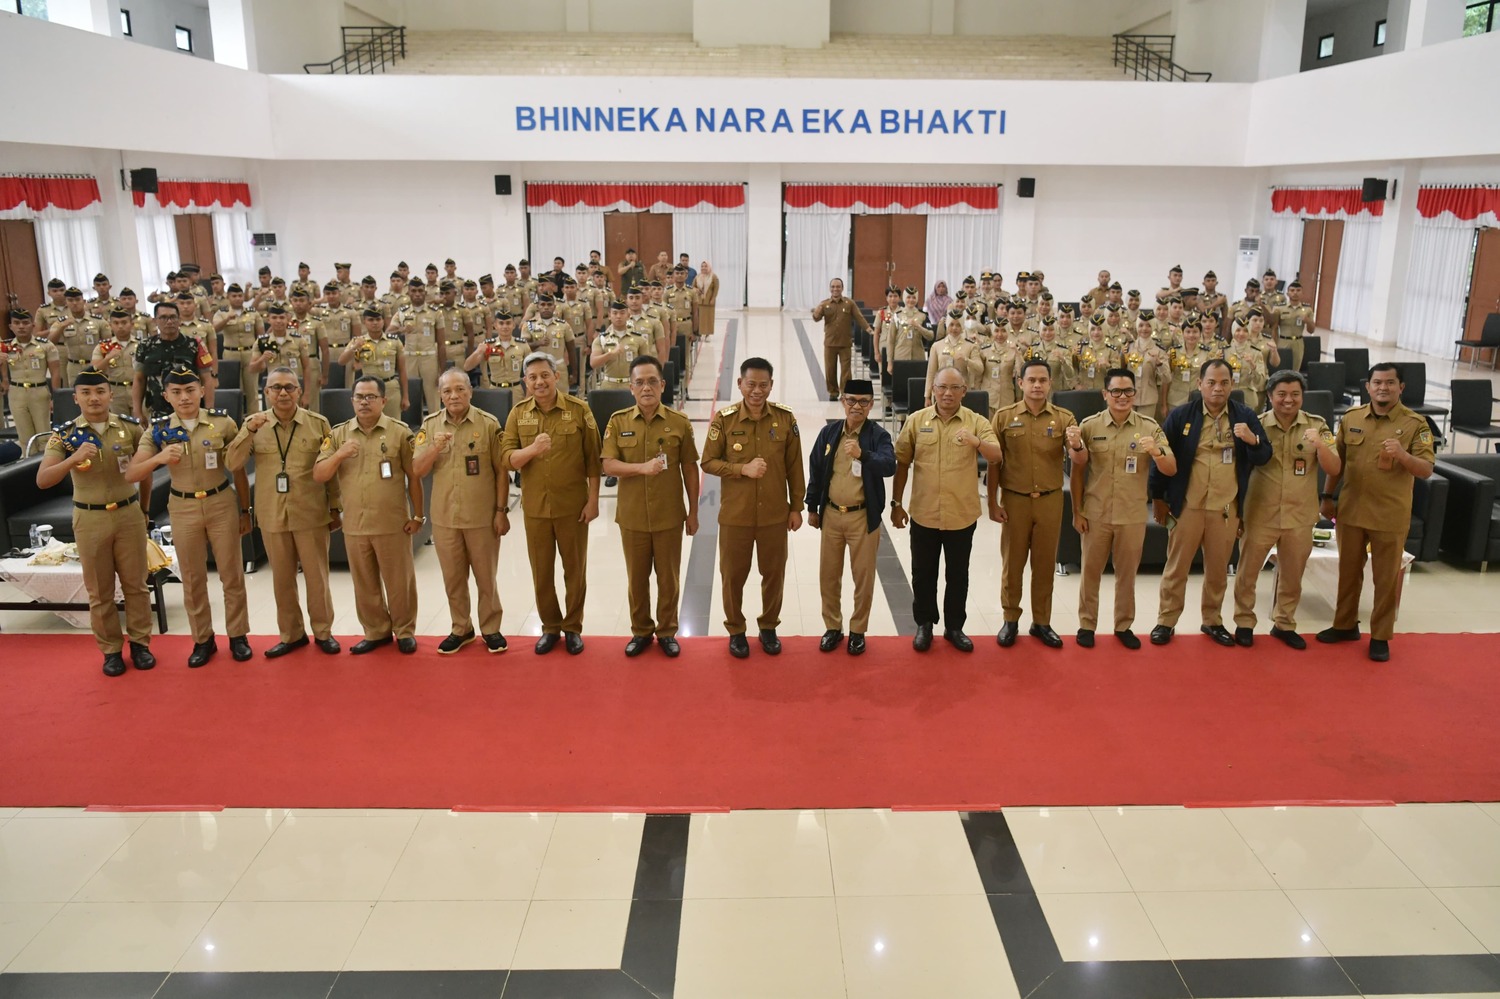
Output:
(250, 233), (277, 248)
(1233, 235), (1261, 298)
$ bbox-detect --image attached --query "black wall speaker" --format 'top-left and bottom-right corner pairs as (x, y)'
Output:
(129, 168), (158, 194)
(1017, 177), (1036, 199)
(1361, 177), (1388, 202)
(494, 174), (512, 196)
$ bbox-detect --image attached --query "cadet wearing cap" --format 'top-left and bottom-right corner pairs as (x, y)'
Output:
(1275, 281), (1316, 373)
(92, 308), (141, 415)
(48, 287), (107, 385)
(226, 366), (342, 659)
(812, 278), (871, 401)
(520, 294), (576, 388)
(387, 279), (445, 415)
(464, 309), (528, 406)
(924, 315), (983, 405)
(333, 263), (356, 304)
(248, 304), (313, 407)
(664, 266), (698, 343)
(701, 357), (806, 659)
(36, 369), (157, 676)
(590, 301), (651, 389)
(36, 278), (68, 329)
(133, 301), (215, 422)
(340, 308), (409, 420)
(128, 368), (252, 668)
(4, 309), (62, 449)
(433, 279), (474, 367)
(314, 374), (424, 655)
(1316, 362), (1435, 662)
(413, 368), (510, 656)
(89, 273), (116, 318)
(213, 283), (266, 415)
(601, 355), (700, 657)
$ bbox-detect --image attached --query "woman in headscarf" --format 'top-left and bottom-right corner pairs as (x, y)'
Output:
(925, 280), (951, 329)
(693, 260), (720, 339)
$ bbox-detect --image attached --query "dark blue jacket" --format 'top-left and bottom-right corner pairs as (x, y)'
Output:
(804, 418), (896, 534)
(1149, 398), (1273, 517)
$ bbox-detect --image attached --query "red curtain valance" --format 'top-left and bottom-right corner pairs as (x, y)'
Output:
(527, 183), (744, 210)
(784, 184), (999, 211)
(1417, 186), (1500, 221)
(0, 175), (101, 212)
(1270, 188), (1382, 217)
(132, 180), (253, 210)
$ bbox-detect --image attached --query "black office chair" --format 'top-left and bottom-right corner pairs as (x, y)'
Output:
(51, 388), (81, 425)
(1399, 361), (1449, 432)
(887, 359), (927, 427)
(1453, 313), (1500, 371)
(1334, 348), (1370, 394)
(1301, 389), (1335, 426)
(402, 377), (423, 429)
(1301, 334), (1322, 369)
(961, 390), (989, 420)
(1449, 379), (1500, 452)
(1052, 389), (1106, 423)
(662, 360), (677, 408)
(470, 388), (513, 430)
(216, 359), (241, 395)
(587, 389), (635, 441)
(1305, 361), (1345, 399)
(320, 388), (355, 427)
(212, 390), (243, 424)
(323, 361), (346, 389)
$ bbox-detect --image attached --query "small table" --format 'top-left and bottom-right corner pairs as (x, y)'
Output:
(0, 551), (171, 632)
(1272, 537), (1415, 622)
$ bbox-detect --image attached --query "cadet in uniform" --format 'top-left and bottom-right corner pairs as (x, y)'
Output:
(988, 359), (1077, 648)
(247, 304), (313, 408)
(434, 280), (474, 370)
(590, 301), (651, 388)
(36, 369), (157, 676)
(225, 365), (342, 658)
(388, 278), (445, 415)
(89, 273), (116, 319)
(664, 266), (698, 343)
(1317, 363), (1436, 662)
(133, 302), (215, 422)
(317, 282), (357, 356)
(128, 369), (252, 668)
(1073, 317), (1121, 394)
(91, 308), (141, 415)
(601, 355), (700, 657)
(804, 378), (894, 656)
(3, 308), (62, 449)
(977, 322), (1021, 412)
(175, 293), (217, 378)
(413, 368), (510, 655)
(48, 287), (106, 385)
(314, 374), (424, 655)
(1069, 368), (1175, 649)
(35, 279), (68, 329)
(497, 265), (529, 316)
(624, 286), (668, 361)
(520, 294), (576, 391)
(288, 290), (327, 411)
(1275, 280), (1316, 373)
(500, 353), (601, 655)
(923, 315), (983, 406)
(340, 308), (409, 420)
(213, 284), (265, 415)
(1124, 317), (1172, 418)
(465, 309), (529, 406)
(812, 278), (871, 401)
(700, 357), (806, 658)
(1225, 318), (1270, 412)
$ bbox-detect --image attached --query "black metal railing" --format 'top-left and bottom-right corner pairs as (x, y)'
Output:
(304, 26), (406, 75)
(1112, 34), (1212, 81)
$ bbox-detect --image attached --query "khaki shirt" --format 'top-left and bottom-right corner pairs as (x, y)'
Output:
(496, 284), (528, 316)
(315, 305), (357, 349)
(1277, 302), (1313, 339)
(392, 304), (441, 354)
(557, 299), (592, 341)
(225, 407), (340, 532)
(90, 338), (139, 386)
(35, 302), (68, 329)
(1334, 402), (1436, 531)
(137, 411), (239, 497)
(993, 401), (1076, 495)
(352, 334), (403, 383)
(432, 304), (469, 347)
(217, 309), (264, 351)
(664, 285), (697, 327)
(1077, 409), (1168, 525)
(500, 393), (601, 519)
(627, 311), (666, 353)
(826, 424), (865, 509)
(46, 413), (145, 505)
(521, 317), (574, 371)
(894, 405), (997, 530)
(592, 328), (651, 383)
(416, 405), (504, 531)
(1186, 405), (1240, 512)
(924, 336), (983, 395)
(180, 319), (216, 359)
(1123, 340), (1171, 408)
(602, 404), (698, 532)
(53, 314), (107, 363)
(319, 414), (416, 535)
(3, 338), (59, 386)
(478, 338), (529, 389)
(1074, 337), (1121, 392)
(813, 297), (870, 348)
(1244, 409), (1334, 530)
(701, 401), (806, 528)
(257, 332), (311, 373)
(976, 339), (1019, 411)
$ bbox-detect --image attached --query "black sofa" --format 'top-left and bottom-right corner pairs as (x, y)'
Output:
(1435, 454), (1500, 568)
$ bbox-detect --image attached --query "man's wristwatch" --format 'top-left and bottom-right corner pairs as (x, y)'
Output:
(1319, 493), (1335, 501)
(890, 501), (902, 510)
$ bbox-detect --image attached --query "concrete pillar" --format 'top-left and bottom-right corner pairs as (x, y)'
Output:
(564, 0), (589, 32)
(693, 0), (829, 48)
(745, 163), (783, 308)
(1256, 0), (1307, 79)
(1368, 163), (1416, 346)
(209, 0), (258, 71)
(930, 0), (956, 35)
(46, 0), (118, 36)
(98, 159), (146, 295)
(1385, 0), (1465, 51)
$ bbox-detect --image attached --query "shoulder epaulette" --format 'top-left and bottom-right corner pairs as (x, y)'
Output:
(152, 415), (170, 425)
(718, 404), (739, 417)
(770, 401), (795, 414)
(208, 408), (228, 417)
(120, 415), (140, 425)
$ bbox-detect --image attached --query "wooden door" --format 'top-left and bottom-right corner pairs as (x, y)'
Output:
(1462, 227), (1500, 348)
(0, 220), (44, 322)
(173, 214), (218, 276)
(889, 214), (926, 296)
(851, 215), (891, 306)
(602, 211), (673, 295)
(1316, 219), (1344, 331)
(1299, 221), (1324, 301)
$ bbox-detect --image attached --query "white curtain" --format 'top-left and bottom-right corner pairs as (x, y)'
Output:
(1399, 217), (1476, 356)
(211, 211), (255, 286)
(1264, 213), (1303, 283)
(783, 212), (851, 310)
(136, 215), (179, 296)
(672, 210), (747, 308)
(924, 214), (1002, 300)
(1330, 216), (1381, 336)
(34, 217), (103, 293)
(529, 212), (606, 274)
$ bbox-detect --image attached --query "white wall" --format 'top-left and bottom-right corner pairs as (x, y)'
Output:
(122, 0), (215, 59)
(828, 0), (1171, 36)
(328, 0), (690, 33)
(1301, 0), (1387, 70)
(1174, 0), (1280, 81)
(251, 0), (345, 74)
(694, 0), (823, 47)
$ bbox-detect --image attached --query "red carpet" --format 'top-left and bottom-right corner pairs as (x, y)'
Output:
(2, 633), (1498, 810)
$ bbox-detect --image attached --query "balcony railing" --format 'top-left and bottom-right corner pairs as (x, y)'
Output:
(1112, 34), (1212, 82)
(304, 26), (407, 75)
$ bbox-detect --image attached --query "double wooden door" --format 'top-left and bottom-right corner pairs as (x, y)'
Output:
(1299, 218), (1345, 330)
(604, 212), (673, 295)
(0, 220), (44, 321)
(851, 215), (926, 307)
(174, 214), (218, 277)
(1462, 227), (1500, 347)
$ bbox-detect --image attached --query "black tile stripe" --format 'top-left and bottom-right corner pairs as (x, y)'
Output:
(1339, 953), (1500, 994)
(679, 320), (736, 639)
(875, 530), (916, 636)
(0, 972), (166, 999)
(157, 971), (339, 998)
(790, 318), (826, 395)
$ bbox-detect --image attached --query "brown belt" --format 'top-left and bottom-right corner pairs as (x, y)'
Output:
(75, 494), (139, 512)
(826, 501), (866, 514)
(170, 480), (232, 500)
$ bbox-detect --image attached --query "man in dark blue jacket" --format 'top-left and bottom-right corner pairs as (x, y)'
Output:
(1148, 358), (1272, 646)
(805, 379), (895, 656)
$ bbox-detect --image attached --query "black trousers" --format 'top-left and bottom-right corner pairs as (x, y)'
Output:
(910, 519), (976, 630)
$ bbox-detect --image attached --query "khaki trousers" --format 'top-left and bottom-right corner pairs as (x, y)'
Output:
(305, 359), (323, 414)
(719, 522), (787, 634)
(1334, 522), (1407, 640)
(1233, 522), (1313, 631)
(823, 344), (853, 397)
(524, 514), (588, 634)
(108, 382), (133, 416)
(1000, 490), (1064, 625)
(7, 386), (51, 451)
(169, 488), (250, 642)
(818, 507), (879, 633)
(621, 525), (684, 637)
(222, 349), (261, 415)
(1278, 336), (1304, 373)
(1078, 520), (1146, 632)
(73, 502), (152, 654)
(66, 359), (87, 386)
(433, 523), (502, 636)
(1157, 505), (1239, 628)
(407, 351), (439, 415)
(346, 531), (418, 640)
(382, 380), (403, 420)
(262, 527), (335, 643)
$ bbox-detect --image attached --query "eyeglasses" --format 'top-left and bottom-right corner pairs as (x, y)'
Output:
(842, 397), (873, 407)
(265, 384), (298, 393)
(1106, 388), (1138, 398)
(351, 393), (382, 403)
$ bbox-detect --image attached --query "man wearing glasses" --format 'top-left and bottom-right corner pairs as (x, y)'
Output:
(805, 379), (895, 656)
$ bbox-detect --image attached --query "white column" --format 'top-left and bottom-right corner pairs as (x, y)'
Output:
(1368, 163), (1417, 346)
(564, 0), (589, 32)
(98, 161), (146, 294)
(209, 0), (258, 71)
(1385, 0), (1465, 51)
(693, 0), (829, 48)
(745, 163), (783, 308)
(1256, 0), (1307, 79)
(46, 0), (118, 35)
(930, 0), (956, 35)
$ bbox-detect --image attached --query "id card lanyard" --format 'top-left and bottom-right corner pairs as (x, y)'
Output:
(273, 421), (296, 493)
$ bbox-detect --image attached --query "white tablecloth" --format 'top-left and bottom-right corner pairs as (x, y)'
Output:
(0, 546), (174, 629)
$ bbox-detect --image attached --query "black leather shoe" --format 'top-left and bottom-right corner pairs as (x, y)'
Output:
(350, 635), (393, 655)
(1076, 629), (1095, 648)
(437, 631), (475, 655)
(1030, 624), (1064, 648)
(658, 635), (680, 658)
(819, 630), (844, 652)
(996, 621), (1019, 647)
(230, 636), (253, 661)
(564, 632), (585, 655)
(102, 652), (127, 677)
(944, 629), (974, 652)
(535, 633), (561, 655)
(483, 633), (508, 654)
(315, 637), (342, 654)
(397, 637), (418, 654)
(847, 633), (866, 656)
(1115, 630), (1142, 650)
(728, 633), (750, 659)
(1368, 638), (1390, 662)
(1270, 627), (1306, 650)
(265, 636), (310, 659)
(129, 642), (156, 670)
(1201, 625), (1236, 647)
(187, 639), (217, 669)
(625, 635), (653, 657)
(1234, 627), (1255, 647)
(1316, 626), (1362, 644)
(758, 629), (781, 655)
(1150, 625), (1174, 645)
(913, 624), (933, 651)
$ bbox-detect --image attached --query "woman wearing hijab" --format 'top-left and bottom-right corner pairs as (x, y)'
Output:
(925, 281), (951, 329)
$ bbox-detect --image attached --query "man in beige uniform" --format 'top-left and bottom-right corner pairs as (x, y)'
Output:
(700, 357), (806, 659)
(1317, 363), (1435, 662)
(812, 278), (871, 401)
(433, 280), (473, 374)
(48, 287), (107, 385)
(91, 308), (142, 416)
(520, 294), (576, 390)
(340, 308), (410, 420)
(625, 287), (668, 361)
(35, 279), (68, 329)
(414, 369), (510, 656)
(316, 283), (358, 356)
(314, 374), (424, 655)
(4, 309), (61, 449)
(465, 309), (529, 405)
(388, 278), (445, 415)
(590, 301), (652, 389)
(213, 284), (265, 416)
(288, 290), (327, 411)
(664, 266), (697, 343)
(248, 304), (314, 407)
(1275, 280), (1316, 373)
(602, 355), (700, 657)
(128, 369), (253, 668)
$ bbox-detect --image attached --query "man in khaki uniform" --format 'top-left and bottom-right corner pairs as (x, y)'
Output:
(36, 370), (157, 676)
(1082, 270), (1111, 309)
(225, 366), (342, 658)
(4, 309), (61, 449)
(48, 287), (107, 385)
(923, 315), (983, 405)
(664, 266), (698, 342)
(1069, 368), (1175, 649)
(353, 276), (389, 325)
(89, 273), (116, 319)
(590, 301), (652, 389)
(35, 279), (68, 329)
(316, 283), (358, 355)
(340, 308), (410, 420)
(520, 294), (576, 390)
(1156, 264), (1185, 304)
(892, 367), (1002, 651)
(1275, 280), (1316, 373)
(465, 309), (529, 406)
(388, 279), (445, 415)
(497, 265), (529, 317)
(501, 353), (601, 655)
(128, 369), (253, 668)
(213, 284), (266, 416)
(332, 263), (356, 305)
(288, 290), (327, 411)
(1317, 363), (1436, 662)
(414, 369), (510, 655)
(433, 280), (473, 372)
(248, 304), (314, 408)
(988, 360), (1077, 648)
(557, 278), (593, 352)
(314, 374), (424, 655)
(812, 278), (871, 401)
(602, 355), (700, 657)
(92, 308), (142, 415)
(175, 293), (217, 377)
(623, 286), (667, 360)
(700, 357), (806, 658)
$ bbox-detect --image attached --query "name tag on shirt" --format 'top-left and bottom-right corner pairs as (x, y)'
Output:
(1293, 458), (1307, 476)
(1125, 456), (1138, 474)
(1221, 447), (1233, 465)
(204, 450), (218, 470)
(379, 459), (393, 479)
